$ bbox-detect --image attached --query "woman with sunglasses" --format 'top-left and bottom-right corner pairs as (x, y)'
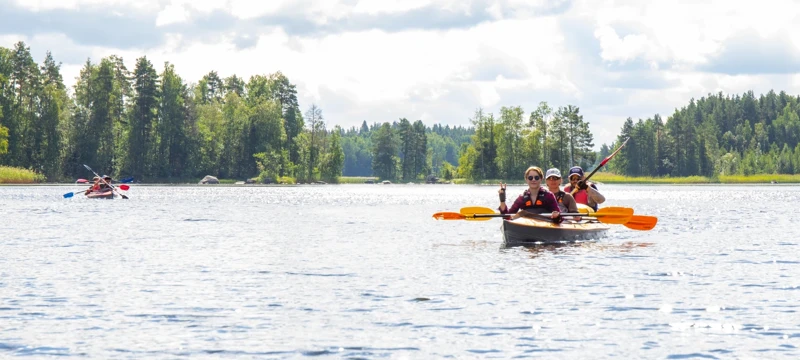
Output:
(497, 166), (562, 223)
(544, 168), (579, 215)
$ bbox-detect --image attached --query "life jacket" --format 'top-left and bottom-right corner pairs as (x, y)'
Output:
(554, 190), (567, 212)
(520, 188), (550, 212)
(565, 183), (598, 211)
(554, 190), (565, 204)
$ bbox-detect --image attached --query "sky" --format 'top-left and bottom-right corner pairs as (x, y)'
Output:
(3, 0), (800, 148)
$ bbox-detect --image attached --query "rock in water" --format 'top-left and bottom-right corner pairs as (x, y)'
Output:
(199, 175), (220, 184)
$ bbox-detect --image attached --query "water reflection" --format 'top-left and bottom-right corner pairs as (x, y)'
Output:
(513, 241), (657, 258)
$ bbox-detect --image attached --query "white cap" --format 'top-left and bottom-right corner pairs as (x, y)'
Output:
(545, 168), (561, 179)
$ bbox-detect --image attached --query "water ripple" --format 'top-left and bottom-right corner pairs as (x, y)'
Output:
(2, 185), (800, 358)
(285, 272), (357, 277)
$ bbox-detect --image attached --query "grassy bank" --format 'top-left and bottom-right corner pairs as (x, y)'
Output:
(591, 172), (800, 184)
(11, 171), (793, 185)
(143, 173), (800, 185)
(591, 173), (714, 184)
(339, 176), (379, 184)
(445, 172), (800, 185)
(0, 166), (46, 184)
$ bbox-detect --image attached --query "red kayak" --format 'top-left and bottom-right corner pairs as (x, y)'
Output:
(85, 189), (114, 199)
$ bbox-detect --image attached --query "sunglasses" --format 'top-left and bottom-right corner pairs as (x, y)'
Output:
(527, 175), (541, 181)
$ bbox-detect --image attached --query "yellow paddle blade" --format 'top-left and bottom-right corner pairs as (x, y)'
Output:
(624, 215), (658, 230)
(596, 207), (634, 217)
(595, 207), (634, 215)
(577, 205), (634, 216)
(577, 203), (595, 214)
(571, 207), (633, 224)
(598, 207), (633, 224)
(460, 206), (496, 216)
(432, 211), (494, 221)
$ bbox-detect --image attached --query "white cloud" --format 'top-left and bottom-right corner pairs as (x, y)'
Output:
(156, 3), (189, 27)
(12, 0), (161, 11)
(351, 0), (433, 15)
(4, 0), (800, 149)
(594, 26), (656, 63)
(172, 0), (226, 14)
(227, 0), (295, 20)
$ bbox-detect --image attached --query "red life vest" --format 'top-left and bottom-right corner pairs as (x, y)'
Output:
(565, 183), (598, 211)
(572, 188), (589, 205)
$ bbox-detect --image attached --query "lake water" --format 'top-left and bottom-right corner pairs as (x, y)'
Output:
(1, 184), (798, 358)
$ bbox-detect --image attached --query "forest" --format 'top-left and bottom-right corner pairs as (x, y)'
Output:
(603, 90), (800, 177)
(3, 41), (800, 183)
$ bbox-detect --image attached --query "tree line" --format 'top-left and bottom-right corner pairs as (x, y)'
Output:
(604, 90), (800, 177)
(338, 120), (470, 181)
(0, 41), (585, 184)
(0, 42), (477, 183)
(454, 103), (595, 181)
(4, 42), (800, 183)
(2, 41), (341, 183)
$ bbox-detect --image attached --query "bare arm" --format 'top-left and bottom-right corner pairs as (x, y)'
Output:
(586, 184), (605, 204)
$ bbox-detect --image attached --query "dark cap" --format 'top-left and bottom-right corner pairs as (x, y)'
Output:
(568, 166), (584, 178)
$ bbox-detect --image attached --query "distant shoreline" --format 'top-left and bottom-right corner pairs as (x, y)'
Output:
(447, 172), (798, 185)
(1, 169), (798, 185)
(1, 180), (796, 186)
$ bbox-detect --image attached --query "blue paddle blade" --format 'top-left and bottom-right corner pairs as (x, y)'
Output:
(120, 176), (134, 183)
(63, 192), (75, 198)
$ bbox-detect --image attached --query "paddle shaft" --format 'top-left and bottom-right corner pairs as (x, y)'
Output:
(570, 137), (629, 196)
(470, 212), (562, 222)
(585, 137), (630, 183)
(438, 205), (655, 229)
(465, 206), (633, 224)
(461, 212), (607, 218)
(460, 206), (628, 218)
(468, 213), (508, 218)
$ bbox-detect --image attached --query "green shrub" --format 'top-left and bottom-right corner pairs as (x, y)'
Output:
(0, 166), (45, 184)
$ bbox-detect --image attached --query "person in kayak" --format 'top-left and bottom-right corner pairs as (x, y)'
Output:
(84, 176), (101, 195)
(98, 175), (114, 191)
(498, 166), (562, 223)
(564, 166), (605, 211)
(544, 168), (579, 215)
